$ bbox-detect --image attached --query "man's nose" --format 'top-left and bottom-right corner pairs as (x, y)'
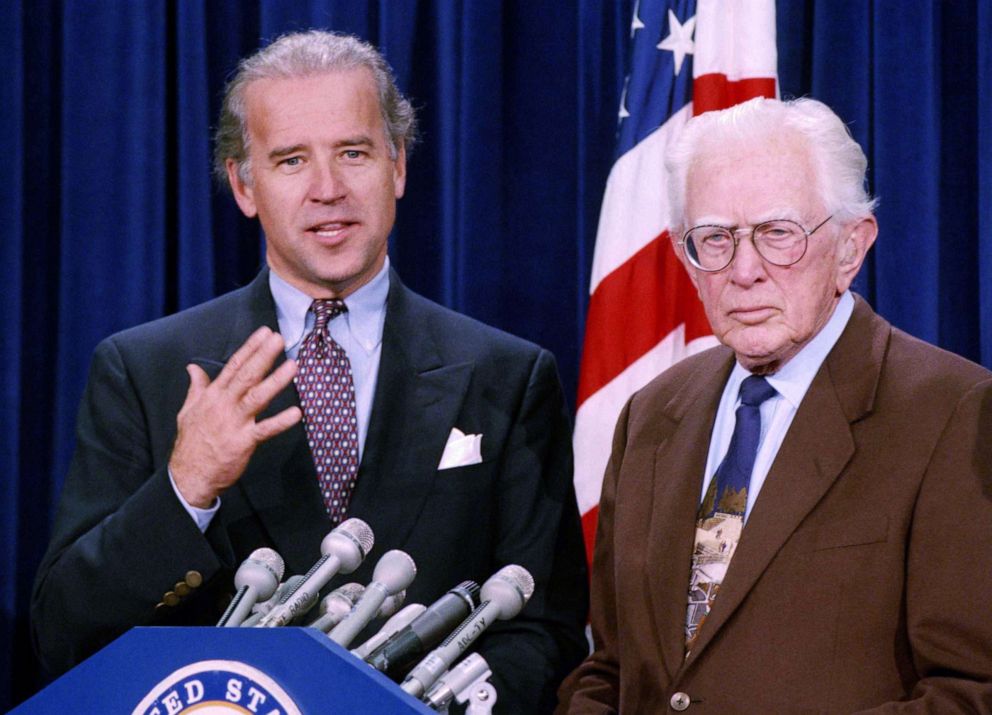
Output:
(728, 231), (767, 285)
(308, 162), (346, 203)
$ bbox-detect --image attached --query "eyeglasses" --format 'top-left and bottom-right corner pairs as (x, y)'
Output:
(678, 216), (833, 272)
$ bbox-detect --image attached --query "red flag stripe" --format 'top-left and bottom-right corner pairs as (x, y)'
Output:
(576, 234), (711, 407)
(692, 74), (777, 116)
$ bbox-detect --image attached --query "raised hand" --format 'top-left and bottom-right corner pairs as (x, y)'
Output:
(169, 327), (302, 507)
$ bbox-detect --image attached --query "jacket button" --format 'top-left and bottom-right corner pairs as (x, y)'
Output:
(162, 591), (180, 607)
(185, 571), (203, 588)
(670, 692), (691, 711)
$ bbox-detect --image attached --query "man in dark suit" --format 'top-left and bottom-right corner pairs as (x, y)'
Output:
(32, 31), (588, 713)
(558, 97), (992, 712)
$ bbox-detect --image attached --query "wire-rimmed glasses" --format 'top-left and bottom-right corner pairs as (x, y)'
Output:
(678, 216), (832, 272)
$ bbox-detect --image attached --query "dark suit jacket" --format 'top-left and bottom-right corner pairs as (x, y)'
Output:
(32, 268), (589, 713)
(559, 296), (992, 713)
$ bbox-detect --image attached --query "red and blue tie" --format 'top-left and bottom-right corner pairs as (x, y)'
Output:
(295, 299), (360, 524)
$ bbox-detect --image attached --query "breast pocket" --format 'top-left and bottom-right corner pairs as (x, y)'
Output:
(812, 514), (889, 551)
(431, 460), (492, 495)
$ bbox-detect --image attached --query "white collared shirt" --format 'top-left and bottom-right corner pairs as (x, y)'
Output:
(268, 258), (389, 460)
(700, 291), (855, 521)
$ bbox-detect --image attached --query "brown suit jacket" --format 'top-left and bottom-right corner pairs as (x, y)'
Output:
(559, 297), (992, 713)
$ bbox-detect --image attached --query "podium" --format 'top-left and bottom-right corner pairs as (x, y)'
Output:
(13, 627), (434, 714)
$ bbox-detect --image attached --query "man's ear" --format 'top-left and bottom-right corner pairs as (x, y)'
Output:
(393, 143), (407, 200)
(835, 215), (878, 293)
(226, 159), (258, 218)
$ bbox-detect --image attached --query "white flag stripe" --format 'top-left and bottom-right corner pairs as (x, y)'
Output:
(588, 103), (693, 295)
(573, 330), (719, 513)
(693, 0), (777, 79)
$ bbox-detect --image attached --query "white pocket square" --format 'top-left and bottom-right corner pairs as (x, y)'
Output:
(438, 428), (483, 470)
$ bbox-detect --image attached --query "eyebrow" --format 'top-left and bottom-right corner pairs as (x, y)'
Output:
(335, 135), (376, 149)
(266, 136), (378, 162)
(268, 144), (307, 161)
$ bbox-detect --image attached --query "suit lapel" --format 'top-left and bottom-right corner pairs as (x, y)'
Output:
(347, 272), (473, 551)
(681, 296), (888, 668)
(647, 349), (735, 681)
(201, 270), (328, 573)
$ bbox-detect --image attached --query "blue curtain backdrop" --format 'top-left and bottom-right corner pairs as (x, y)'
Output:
(2, 1), (990, 708)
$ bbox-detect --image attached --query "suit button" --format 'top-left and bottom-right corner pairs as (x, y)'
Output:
(185, 571), (203, 588)
(162, 591), (180, 607)
(670, 692), (691, 711)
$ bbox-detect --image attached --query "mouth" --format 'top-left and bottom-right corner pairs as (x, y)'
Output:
(729, 306), (777, 324)
(307, 221), (357, 244)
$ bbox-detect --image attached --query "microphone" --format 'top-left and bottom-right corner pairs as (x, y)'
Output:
(376, 589), (407, 620)
(400, 565), (534, 698)
(423, 653), (492, 710)
(258, 518), (374, 628)
(306, 583), (364, 633)
(364, 581), (480, 679)
(217, 548), (285, 627)
(241, 574), (305, 627)
(351, 603), (427, 659)
(328, 550), (417, 647)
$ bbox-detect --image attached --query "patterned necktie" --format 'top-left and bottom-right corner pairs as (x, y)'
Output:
(685, 375), (777, 651)
(295, 299), (360, 524)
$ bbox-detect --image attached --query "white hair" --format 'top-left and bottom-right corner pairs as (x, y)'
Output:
(665, 97), (878, 229)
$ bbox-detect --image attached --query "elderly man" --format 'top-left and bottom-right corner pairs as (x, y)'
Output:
(558, 98), (992, 712)
(32, 31), (588, 712)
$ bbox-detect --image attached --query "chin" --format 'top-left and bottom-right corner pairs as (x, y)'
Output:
(727, 338), (786, 373)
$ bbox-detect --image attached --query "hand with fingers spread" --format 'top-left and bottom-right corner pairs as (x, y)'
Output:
(169, 326), (302, 508)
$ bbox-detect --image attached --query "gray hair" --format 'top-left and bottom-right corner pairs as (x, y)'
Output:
(665, 97), (877, 229)
(213, 30), (417, 188)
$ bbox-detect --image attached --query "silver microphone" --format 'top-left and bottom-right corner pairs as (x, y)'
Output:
(257, 518), (374, 627)
(217, 548), (285, 627)
(306, 583), (364, 633)
(423, 653), (493, 710)
(351, 603), (427, 659)
(401, 565), (534, 698)
(241, 574), (304, 627)
(328, 550), (417, 647)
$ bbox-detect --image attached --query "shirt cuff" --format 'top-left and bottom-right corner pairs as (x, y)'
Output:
(168, 468), (220, 533)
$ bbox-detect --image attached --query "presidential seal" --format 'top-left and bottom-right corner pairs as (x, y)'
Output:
(132, 659), (302, 715)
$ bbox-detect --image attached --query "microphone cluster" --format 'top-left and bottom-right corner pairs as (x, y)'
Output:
(218, 518), (535, 711)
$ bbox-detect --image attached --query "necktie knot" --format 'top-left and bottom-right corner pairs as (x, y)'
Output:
(312, 299), (347, 333)
(739, 375), (777, 408)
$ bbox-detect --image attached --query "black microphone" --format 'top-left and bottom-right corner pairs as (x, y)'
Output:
(364, 580), (480, 680)
(216, 548), (285, 627)
(401, 565), (534, 698)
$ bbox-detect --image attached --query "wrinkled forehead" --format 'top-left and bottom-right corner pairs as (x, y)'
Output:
(685, 133), (823, 224)
(242, 68), (382, 125)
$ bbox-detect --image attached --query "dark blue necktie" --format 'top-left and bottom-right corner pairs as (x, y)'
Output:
(701, 375), (778, 519)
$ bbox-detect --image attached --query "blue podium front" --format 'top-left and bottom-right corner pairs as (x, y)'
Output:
(14, 627), (434, 714)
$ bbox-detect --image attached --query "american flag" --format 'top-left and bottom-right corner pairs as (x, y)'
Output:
(573, 0), (779, 559)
